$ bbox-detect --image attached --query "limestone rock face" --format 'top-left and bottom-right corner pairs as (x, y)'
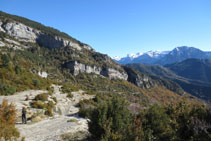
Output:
(65, 61), (128, 80)
(124, 67), (154, 88)
(0, 20), (92, 50)
(100, 67), (128, 80)
(3, 21), (39, 42)
(124, 66), (185, 94)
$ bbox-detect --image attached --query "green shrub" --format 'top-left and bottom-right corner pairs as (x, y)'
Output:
(143, 104), (175, 140)
(78, 99), (96, 118)
(47, 86), (54, 95)
(44, 101), (55, 117)
(0, 84), (17, 96)
(66, 93), (73, 98)
(33, 79), (40, 87)
(34, 93), (48, 101)
(45, 106), (53, 116)
(30, 101), (46, 109)
(47, 101), (55, 109)
(88, 95), (132, 140)
(1, 54), (10, 67)
(78, 108), (93, 118)
(61, 84), (79, 94)
(15, 65), (22, 75)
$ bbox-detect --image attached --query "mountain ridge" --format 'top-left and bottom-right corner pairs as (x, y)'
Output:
(114, 46), (211, 65)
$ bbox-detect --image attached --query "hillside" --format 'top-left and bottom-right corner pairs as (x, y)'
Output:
(126, 63), (179, 79)
(0, 11), (205, 140)
(0, 11), (195, 102)
(126, 61), (211, 101)
(165, 59), (211, 84)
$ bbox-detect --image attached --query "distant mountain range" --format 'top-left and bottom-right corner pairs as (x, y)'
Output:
(126, 58), (211, 101)
(114, 46), (211, 65)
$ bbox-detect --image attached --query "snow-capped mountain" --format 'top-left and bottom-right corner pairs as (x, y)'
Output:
(113, 50), (169, 64)
(113, 46), (211, 65)
(112, 56), (122, 61)
(157, 46), (210, 65)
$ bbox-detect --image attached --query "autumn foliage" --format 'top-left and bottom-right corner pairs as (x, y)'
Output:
(0, 99), (20, 140)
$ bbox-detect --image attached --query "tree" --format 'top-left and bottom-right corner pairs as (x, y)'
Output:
(0, 99), (20, 140)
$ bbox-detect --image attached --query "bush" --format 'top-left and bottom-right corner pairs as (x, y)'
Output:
(61, 84), (79, 94)
(66, 93), (73, 98)
(0, 99), (20, 140)
(47, 86), (54, 95)
(30, 101), (46, 109)
(78, 108), (93, 118)
(15, 65), (22, 75)
(45, 106), (53, 117)
(143, 104), (175, 140)
(1, 54), (10, 67)
(88, 95), (132, 140)
(33, 79), (40, 87)
(78, 99), (95, 118)
(34, 93), (48, 101)
(44, 101), (54, 117)
(0, 84), (17, 96)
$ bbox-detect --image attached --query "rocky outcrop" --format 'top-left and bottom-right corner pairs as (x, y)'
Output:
(123, 66), (155, 88)
(0, 20), (92, 50)
(65, 61), (128, 80)
(123, 66), (185, 94)
(2, 21), (38, 42)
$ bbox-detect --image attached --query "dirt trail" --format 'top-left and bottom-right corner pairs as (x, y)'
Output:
(0, 85), (93, 141)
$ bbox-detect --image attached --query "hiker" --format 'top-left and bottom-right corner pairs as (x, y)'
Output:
(22, 107), (27, 124)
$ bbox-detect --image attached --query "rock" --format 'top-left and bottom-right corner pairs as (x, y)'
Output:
(3, 21), (39, 42)
(102, 67), (128, 80)
(0, 21), (5, 32)
(124, 66), (154, 88)
(65, 61), (128, 80)
(0, 20), (92, 51)
(0, 41), (5, 47)
(38, 71), (48, 78)
(4, 38), (21, 46)
(124, 66), (185, 94)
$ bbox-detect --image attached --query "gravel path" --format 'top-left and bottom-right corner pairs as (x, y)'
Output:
(16, 115), (88, 141)
(0, 85), (94, 141)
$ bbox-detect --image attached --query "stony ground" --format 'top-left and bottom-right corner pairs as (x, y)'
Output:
(0, 85), (94, 141)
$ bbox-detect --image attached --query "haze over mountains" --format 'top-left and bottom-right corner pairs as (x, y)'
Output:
(114, 46), (211, 65)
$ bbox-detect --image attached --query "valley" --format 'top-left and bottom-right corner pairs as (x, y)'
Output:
(0, 10), (211, 140)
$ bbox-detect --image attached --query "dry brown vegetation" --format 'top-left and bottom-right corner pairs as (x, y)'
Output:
(0, 99), (20, 140)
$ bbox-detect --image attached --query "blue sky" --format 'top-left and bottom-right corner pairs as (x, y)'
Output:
(1, 0), (211, 57)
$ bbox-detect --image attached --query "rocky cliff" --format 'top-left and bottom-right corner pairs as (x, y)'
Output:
(0, 19), (92, 50)
(65, 61), (128, 80)
(123, 66), (185, 94)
